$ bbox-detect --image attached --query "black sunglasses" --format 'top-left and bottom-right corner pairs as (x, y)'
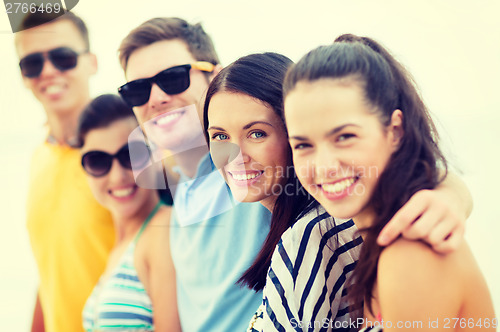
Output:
(118, 61), (215, 107)
(81, 141), (151, 178)
(19, 47), (88, 78)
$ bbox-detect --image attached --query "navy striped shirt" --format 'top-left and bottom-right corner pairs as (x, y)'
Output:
(260, 202), (363, 331)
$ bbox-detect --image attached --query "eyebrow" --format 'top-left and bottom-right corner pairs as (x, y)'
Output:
(243, 121), (274, 130)
(289, 123), (360, 141)
(207, 121), (274, 132)
(207, 126), (225, 131)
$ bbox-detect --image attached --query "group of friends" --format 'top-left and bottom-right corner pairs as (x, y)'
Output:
(15, 10), (495, 332)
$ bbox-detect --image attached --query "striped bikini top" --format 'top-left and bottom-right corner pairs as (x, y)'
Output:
(82, 203), (161, 331)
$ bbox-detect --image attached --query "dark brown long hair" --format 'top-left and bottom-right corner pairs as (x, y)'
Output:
(283, 34), (447, 313)
(203, 53), (316, 291)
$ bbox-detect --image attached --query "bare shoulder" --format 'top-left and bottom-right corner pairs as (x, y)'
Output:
(378, 238), (466, 302)
(136, 205), (173, 260)
(380, 237), (460, 270)
(377, 239), (495, 327)
(141, 205), (172, 238)
(377, 239), (463, 321)
(149, 205), (173, 227)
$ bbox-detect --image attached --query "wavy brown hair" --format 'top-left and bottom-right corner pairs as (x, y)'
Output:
(283, 34), (447, 314)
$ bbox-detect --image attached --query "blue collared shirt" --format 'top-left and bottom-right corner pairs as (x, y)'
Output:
(170, 153), (271, 332)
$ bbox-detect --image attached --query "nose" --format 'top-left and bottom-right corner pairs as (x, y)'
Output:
(314, 146), (341, 180)
(211, 141), (250, 170)
(108, 159), (131, 184)
(234, 141), (251, 165)
(149, 83), (173, 109)
(38, 57), (59, 78)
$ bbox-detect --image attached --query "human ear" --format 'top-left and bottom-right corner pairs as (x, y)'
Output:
(389, 109), (404, 149)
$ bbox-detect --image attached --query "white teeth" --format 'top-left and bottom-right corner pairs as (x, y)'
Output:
(156, 112), (182, 125)
(322, 178), (356, 194)
(45, 84), (63, 95)
(111, 187), (134, 198)
(230, 172), (261, 181)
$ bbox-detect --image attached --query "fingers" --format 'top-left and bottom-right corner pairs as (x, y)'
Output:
(431, 223), (465, 254)
(378, 189), (466, 254)
(405, 201), (465, 253)
(401, 201), (445, 240)
(377, 190), (431, 246)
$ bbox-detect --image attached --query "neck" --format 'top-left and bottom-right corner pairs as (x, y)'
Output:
(260, 194), (278, 213)
(170, 142), (209, 179)
(45, 102), (89, 145)
(352, 206), (376, 240)
(111, 195), (159, 243)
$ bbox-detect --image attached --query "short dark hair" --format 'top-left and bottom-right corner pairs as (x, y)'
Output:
(77, 94), (136, 147)
(118, 17), (219, 71)
(16, 11), (90, 50)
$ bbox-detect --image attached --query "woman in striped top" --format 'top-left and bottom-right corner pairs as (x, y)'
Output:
(77, 95), (181, 331)
(203, 53), (473, 331)
(283, 34), (494, 331)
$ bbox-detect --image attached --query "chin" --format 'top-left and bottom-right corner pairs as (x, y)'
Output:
(315, 200), (351, 219)
(230, 191), (252, 203)
(114, 205), (142, 220)
(230, 189), (264, 204)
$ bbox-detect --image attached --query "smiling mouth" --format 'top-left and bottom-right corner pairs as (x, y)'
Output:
(42, 83), (65, 96)
(227, 171), (264, 181)
(321, 177), (358, 194)
(154, 110), (185, 127)
(109, 185), (137, 198)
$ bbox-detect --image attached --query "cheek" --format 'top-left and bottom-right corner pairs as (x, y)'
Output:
(185, 76), (209, 104)
(292, 154), (313, 186)
(132, 106), (148, 124)
(263, 138), (289, 169)
(22, 77), (34, 90)
(87, 178), (107, 205)
(210, 141), (242, 170)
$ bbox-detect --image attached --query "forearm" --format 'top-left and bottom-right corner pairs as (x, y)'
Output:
(437, 170), (473, 218)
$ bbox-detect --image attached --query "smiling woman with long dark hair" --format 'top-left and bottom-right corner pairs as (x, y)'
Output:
(283, 34), (495, 331)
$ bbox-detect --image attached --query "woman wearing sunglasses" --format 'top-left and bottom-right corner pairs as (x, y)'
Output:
(203, 53), (474, 331)
(283, 35), (495, 331)
(77, 94), (181, 332)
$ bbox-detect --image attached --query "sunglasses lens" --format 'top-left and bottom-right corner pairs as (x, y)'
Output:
(119, 80), (151, 107)
(118, 65), (191, 107)
(157, 66), (190, 95)
(115, 145), (133, 170)
(19, 53), (44, 78)
(127, 141), (151, 170)
(82, 151), (112, 177)
(49, 48), (79, 71)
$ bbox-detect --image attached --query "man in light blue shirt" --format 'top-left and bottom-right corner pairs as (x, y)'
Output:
(117, 17), (271, 331)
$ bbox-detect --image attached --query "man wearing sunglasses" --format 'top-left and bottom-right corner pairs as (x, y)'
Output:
(118, 18), (272, 332)
(15, 12), (114, 332)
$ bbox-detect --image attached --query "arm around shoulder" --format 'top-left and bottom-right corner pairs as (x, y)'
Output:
(437, 170), (473, 218)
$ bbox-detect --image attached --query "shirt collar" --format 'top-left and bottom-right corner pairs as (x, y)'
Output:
(173, 152), (215, 182)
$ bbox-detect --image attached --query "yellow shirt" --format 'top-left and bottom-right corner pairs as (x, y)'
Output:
(26, 142), (115, 332)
